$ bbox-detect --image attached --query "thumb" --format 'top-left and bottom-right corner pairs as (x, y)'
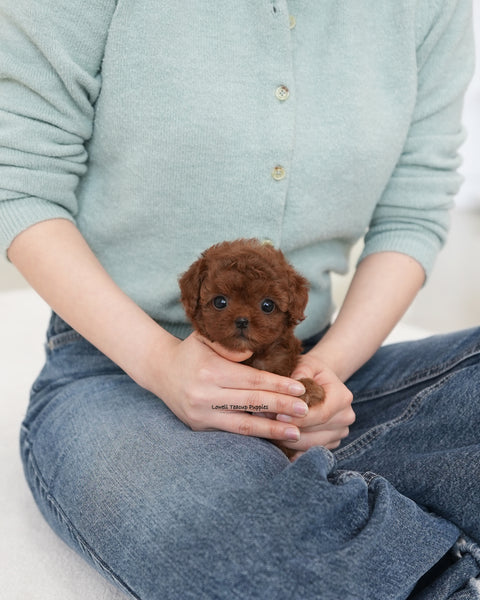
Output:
(195, 333), (253, 363)
(291, 361), (314, 381)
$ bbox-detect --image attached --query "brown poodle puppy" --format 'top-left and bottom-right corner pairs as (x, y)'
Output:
(179, 239), (324, 455)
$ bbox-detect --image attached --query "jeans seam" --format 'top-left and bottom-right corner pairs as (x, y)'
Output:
(361, 471), (380, 485)
(456, 537), (480, 566)
(47, 330), (83, 350)
(351, 345), (480, 403)
(334, 373), (455, 462)
(22, 431), (141, 600)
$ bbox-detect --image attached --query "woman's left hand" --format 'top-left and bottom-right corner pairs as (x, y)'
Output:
(276, 352), (356, 458)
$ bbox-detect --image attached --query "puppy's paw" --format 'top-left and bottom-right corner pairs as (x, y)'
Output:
(280, 445), (297, 460)
(297, 377), (325, 407)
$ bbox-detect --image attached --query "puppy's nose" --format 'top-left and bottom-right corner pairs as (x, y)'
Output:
(235, 317), (249, 330)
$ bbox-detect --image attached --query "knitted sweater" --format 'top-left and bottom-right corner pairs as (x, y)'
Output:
(0, 1), (474, 340)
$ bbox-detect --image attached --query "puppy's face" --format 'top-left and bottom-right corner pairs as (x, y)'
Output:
(194, 269), (291, 352)
(179, 240), (309, 352)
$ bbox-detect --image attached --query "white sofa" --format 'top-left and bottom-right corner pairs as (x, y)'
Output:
(0, 288), (430, 599)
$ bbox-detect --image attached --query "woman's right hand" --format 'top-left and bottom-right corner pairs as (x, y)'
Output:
(8, 220), (308, 445)
(145, 331), (310, 444)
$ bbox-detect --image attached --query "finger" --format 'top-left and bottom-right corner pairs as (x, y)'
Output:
(280, 426), (351, 452)
(290, 357), (322, 381)
(277, 405), (356, 429)
(215, 361), (307, 398)
(193, 333), (307, 398)
(290, 366), (314, 381)
(301, 407), (356, 432)
(210, 388), (309, 419)
(196, 333), (253, 363)
(210, 410), (301, 442)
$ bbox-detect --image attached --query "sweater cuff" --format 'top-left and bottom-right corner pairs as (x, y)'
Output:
(357, 229), (443, 280)
(0, 196), (75, 254)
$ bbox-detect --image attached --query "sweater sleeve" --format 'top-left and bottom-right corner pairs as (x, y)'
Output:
(0, 0), (117, 252)
(358, 0), (475, 277)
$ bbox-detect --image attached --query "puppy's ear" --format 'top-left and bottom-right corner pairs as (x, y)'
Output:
(286, 267), (309, 327)
(179, 256), (208, 324)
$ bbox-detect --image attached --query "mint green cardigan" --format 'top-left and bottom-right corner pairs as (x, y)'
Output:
(0, 1), (474, 339)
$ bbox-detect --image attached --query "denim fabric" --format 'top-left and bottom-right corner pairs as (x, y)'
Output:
(20, 315), (480, 600)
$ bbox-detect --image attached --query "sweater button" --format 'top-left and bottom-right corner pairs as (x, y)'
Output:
(275, 85), (290, 101)
(271, 166), (286, 181)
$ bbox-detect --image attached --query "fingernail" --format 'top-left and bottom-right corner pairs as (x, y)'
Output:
(289, 382), (306, 395)
(285, 427), (300, 442)
(277, 414), (293, 423)
(294, 401), (308, 416)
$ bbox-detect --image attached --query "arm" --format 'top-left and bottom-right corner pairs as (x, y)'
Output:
(307, 251), (425, 382)
(8, 219), (309, 443)
(282, 251), (423, 453)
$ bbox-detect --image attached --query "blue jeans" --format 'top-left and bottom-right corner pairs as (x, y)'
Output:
(20, 314), (480, 599)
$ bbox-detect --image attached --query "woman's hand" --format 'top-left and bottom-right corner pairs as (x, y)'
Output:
(7, 221), (310, 447)
(275, 251), (426, 459)
(145, 331), (311, 444)
(276, 352), (355, 457)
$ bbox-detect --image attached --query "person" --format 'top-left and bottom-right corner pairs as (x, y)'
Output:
(1, 1), (479, 598)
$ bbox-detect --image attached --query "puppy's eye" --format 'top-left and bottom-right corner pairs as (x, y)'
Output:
(260, 299), (276, 314)
(212, 296), (228, 310)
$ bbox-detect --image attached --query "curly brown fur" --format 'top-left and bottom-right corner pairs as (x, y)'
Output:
(179, 239), (325, 457)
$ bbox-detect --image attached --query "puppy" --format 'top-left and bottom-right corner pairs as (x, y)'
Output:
(179, 238), (325, 456)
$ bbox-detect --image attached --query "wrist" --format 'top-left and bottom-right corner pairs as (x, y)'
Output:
(307, 338), (351, 383)
(132, 324), (181, 393)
